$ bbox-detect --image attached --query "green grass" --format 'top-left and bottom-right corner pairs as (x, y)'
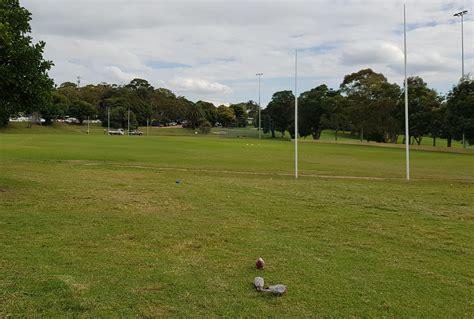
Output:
(0, 130), (473, 317)
(2, 122), (470, 149)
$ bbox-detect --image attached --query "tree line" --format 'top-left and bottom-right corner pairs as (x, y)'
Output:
(263, 69), (473, 147)
(29, 71), (474, 147)
(48, 79), (258, 131)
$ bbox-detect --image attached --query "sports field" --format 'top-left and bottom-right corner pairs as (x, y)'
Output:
(0, 127), (473, 317)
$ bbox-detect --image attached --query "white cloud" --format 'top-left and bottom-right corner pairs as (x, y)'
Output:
(169, 78), (232, 95)
(103, 66), (140, 83)
(342, 42), (404, 66)
(204, 101), (230, 107)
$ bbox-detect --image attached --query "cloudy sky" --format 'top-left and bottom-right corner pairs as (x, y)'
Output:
(23, 0), (473, 106)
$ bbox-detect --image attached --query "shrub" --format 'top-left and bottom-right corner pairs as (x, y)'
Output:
(198, 121), (212, 134)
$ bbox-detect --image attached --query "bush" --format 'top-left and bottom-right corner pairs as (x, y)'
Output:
(198, 121), (212, 134)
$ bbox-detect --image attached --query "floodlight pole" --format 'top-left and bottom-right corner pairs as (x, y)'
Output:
(107, 106), (110, 134)
(454, 10), (468, 78)
(256, 73), (263, 139)
(404, 4), (410, 181)
(87, 116), (90, 134)
(454, 10), (468, 149)
(294, 49), (298, 179)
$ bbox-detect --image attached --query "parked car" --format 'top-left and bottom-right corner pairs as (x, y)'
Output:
(108, 129), (124, 135)
(128, 129), (143, 136)
(65, 117), (80, 124)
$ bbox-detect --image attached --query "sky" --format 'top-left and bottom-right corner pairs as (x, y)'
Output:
(23, 0), (473, 106)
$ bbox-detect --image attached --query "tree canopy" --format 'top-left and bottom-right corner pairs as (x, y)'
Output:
(0, 0), (54, 126)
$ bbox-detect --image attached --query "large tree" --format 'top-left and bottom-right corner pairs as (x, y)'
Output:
(216, 105), (236, 127)
(298, 84), (336, 140)
(230, 103), (248, 127)
(446, 78), (474, 147)
(340, 69), (401, 142)
(108, 106), (137, 129)
(429, 103), (445, 147)
(196, 101), (218, 125)
(124, 79), (154, 125)
(0, 0), (54, 126)
(186, 103), (204, 130)
(152, 88), (183, 124)
(403, 77), (441, 145)
(320, 92), (349, 141)
(266, 90), (294, 137)
(68, 100), (97, 124)
(40, 91), (69, 125)
(99, 97), (129, 126)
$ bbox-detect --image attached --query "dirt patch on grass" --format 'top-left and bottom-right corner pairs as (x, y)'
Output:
(139, 304), (175, 317)
(133, 284), (162, 292)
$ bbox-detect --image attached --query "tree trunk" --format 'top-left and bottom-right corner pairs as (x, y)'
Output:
(415, 136), (422, 146)
(433, 136), (436, 147)
(360, 128), (363, 142)
(335, 130), (338, 141)
(447, 136), (452, 147)
(311, 129), (321, 140)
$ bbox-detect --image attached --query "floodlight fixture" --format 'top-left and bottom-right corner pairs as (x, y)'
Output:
(453, 10), (468, 78)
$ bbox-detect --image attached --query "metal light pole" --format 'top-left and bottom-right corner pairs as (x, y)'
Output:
(107, 106), (110, 134)
(87, 116), (90, 134)
(256, 73), (263, 139)
(404, 4), (410, 181)
(454, 10), (468, 149)
(294, 49), (298, 179)
(454, 10), (468, 78)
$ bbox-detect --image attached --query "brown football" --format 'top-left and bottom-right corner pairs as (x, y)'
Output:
(256, 257), (265, 269)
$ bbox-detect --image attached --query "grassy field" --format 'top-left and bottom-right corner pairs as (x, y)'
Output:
(1, 122), (470, 149)
(0, 128), (473, 317)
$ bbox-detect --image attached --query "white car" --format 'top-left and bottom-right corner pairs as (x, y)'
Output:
(108, 129), (124, 135)
(65, 117), (80, 124)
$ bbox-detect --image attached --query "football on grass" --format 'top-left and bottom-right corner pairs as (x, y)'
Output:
(256, 258), (265, 269)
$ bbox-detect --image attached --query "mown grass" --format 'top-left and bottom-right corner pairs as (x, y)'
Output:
(1, 122), (469, 149)
(0, 130), (473, 317)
